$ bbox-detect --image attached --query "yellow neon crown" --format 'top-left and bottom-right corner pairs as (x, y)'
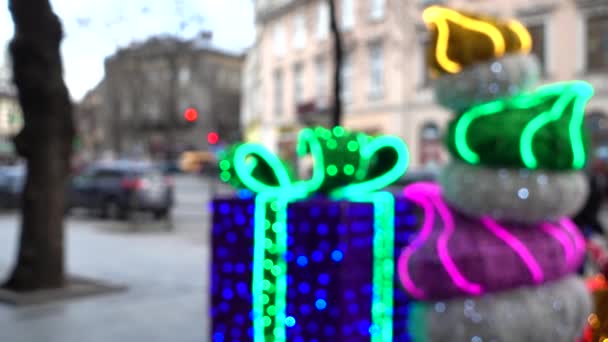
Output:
(422, 6), (532, 75)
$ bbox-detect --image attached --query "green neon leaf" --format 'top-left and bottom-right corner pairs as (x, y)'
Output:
(448, 81), (594, 170)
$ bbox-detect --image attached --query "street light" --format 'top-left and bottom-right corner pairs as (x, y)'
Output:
(207, 132), (219, 145)
(184, 107), (198, 122)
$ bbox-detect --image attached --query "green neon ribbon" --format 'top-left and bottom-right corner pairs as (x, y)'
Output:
(221, 126), (409, 342)
(449, 81), (594, 170)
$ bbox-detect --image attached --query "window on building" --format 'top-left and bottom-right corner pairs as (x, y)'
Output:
(370, 0), (385, 20)
(368, 41), (384, 99)
(274, 69), (283, 118)
(420, 121), (442, 166)
(526, 23), (546, 74)
(315, 57), (328, 107)
(178, 67), (190, 85)
(294, 14), (307, 49)
(341, 52), (353, 104)
(293, 63), (304, 105)
(341, 0), (355, 31)
(587, 15), (608, 72)
(273, 24), (285, 56)
(317, 2), (329, 40)
(421, 122), (440, 141)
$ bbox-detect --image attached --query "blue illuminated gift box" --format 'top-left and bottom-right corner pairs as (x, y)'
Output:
(210, 196), (418, 342)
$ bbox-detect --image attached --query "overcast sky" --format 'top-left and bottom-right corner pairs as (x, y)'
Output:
(0, 0), (255, 101)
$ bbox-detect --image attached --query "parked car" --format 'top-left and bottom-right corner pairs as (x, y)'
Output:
(67, 161), (174, 220)
(0, 164), (25, 208)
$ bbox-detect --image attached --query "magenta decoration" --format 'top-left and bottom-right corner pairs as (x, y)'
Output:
(397, 182), (585, 301)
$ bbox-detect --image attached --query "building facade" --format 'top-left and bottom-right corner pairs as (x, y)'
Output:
(75, 81), (106, 161)
(101, 34), (243, 160)
(0, 47), (23, 158)
(242, 0), (608, 169)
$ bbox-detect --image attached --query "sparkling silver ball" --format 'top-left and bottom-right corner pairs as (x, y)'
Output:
(439, 160), (589, 223)
(434, 54), (540, 112)
(413, 276), (591, 342)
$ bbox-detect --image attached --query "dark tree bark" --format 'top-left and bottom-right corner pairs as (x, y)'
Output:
(328, 0), (343, 127)
(4, 0), (75, 291)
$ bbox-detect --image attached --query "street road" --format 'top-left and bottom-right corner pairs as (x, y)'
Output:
(0, 174), (216, 342)
(0, 175), (604, 342)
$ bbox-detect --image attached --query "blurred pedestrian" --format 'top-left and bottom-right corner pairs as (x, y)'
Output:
(574, 165), (606, 275)
(574, 169), (605, 238)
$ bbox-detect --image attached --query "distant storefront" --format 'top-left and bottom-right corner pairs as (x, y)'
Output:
(586, 111), (608, 169)
(419, 121), (443, 168)
(278, 125), (299, 167)
(0, 91), (22, 138)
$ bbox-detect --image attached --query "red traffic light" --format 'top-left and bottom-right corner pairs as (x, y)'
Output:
(207, 132), (219, 145)
(184, 108), (198, 122)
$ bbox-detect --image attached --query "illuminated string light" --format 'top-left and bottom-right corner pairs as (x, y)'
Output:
(507, 20), (532, 53)
(397, 182), (583, 300)
(398, 183), (482, 298)
(432, 190), (483, 295)
(454, 81), (594, 169)
(540, 223), (576, 269)
(422, 6), (507, 73)
(221, 126), (410, 341)
(560, 217), (587, 264)
(398, 184), (437, 299)
(480, 217), (544, 284)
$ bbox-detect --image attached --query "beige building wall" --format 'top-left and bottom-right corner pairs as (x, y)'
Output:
(246, 0), (608, 169)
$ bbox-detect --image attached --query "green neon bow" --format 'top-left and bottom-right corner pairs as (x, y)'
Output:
(218, 126), (409, 342)
(446, 81), (594, 170)
(220, 126), (410, 196)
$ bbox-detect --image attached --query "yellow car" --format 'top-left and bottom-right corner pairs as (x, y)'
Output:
(179, 151), (216, 173)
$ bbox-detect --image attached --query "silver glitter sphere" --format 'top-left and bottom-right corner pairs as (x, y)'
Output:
(434, 54), (540, 112)
(439, 161), (589, 223)
(409, 276), (591, 342)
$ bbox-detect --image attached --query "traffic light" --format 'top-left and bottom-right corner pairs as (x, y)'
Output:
(207, 132), (219, 145)
(184, 108), (198, 122)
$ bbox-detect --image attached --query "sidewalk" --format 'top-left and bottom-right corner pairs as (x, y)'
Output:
(0, 214), (210, 342)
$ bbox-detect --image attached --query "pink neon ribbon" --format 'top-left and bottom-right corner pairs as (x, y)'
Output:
(481, 217), (544, 284)
(559, 218), (586, 264)
(398, 182), (558, 299)
(397, 183), (436, 299)
(541, 222), (576, 269)
(398, 182), (483, 298)
(430, 185), (483, 296)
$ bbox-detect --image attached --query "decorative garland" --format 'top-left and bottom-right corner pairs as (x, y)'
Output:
(409, 276), (591, 342)
(444, 81), (594, 170)
(438, 160), (589, 222)
(397, 182), (585, 300)
(422, 5), (531, 75)
(434, 53), (540, 112)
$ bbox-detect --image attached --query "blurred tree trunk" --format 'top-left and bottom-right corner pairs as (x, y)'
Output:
(328, 0), (343, 127)
(4, 0), (74, 291)
(165, 54), (179, 161)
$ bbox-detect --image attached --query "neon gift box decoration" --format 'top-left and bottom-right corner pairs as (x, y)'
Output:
(210, 127), (416, 342)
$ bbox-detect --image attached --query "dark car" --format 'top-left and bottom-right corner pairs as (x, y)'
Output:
(68, 161), (174, 220)
(0, 164), (26, 208)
